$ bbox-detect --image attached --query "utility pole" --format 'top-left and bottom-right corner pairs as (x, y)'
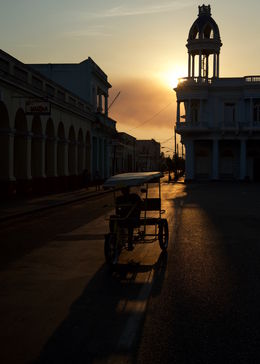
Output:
(174, 125), (177, 179)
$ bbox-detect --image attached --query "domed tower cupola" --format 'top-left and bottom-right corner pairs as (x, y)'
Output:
(186, 4), (222, 79)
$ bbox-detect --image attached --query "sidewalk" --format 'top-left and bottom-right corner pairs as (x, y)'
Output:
(0, 186), (108, 222)
(0, 176), (185, 222)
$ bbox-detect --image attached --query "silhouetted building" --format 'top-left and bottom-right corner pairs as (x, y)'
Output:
(0, 49), (117, 197)
(175, 4), (260, 181)
(29, 59), (116, 179)
(136, 139), (160, 171)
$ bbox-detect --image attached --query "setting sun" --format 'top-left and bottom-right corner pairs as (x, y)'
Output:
(160, 66), (187, 88)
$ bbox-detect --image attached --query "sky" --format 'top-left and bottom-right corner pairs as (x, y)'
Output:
(1, 0), (260, 154)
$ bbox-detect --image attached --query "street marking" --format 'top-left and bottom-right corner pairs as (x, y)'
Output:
(117, 269), (154, 350)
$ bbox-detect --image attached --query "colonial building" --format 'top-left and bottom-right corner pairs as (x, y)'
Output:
(175, 5), (260, 181)
(136, 139), (160, 172)
(115, 132), (136, 174)
(29, 58), (116, 179)
(0, 49), (117, 198)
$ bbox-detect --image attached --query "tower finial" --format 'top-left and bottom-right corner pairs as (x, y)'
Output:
(198, 4), (211, 16)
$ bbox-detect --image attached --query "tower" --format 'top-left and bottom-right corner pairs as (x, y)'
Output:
(186, 4), (222, 79)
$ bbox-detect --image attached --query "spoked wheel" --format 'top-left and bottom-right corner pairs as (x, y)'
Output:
(158, 219), (169, 251)
(104, 233), (119, 265)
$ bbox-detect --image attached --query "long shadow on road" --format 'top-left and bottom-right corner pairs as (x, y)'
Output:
(33, 252), (167, 364)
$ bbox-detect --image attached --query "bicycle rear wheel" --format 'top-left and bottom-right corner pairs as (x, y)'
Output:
(158, 219), (169, 251)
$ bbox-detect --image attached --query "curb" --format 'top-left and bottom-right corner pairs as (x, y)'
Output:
(0, 188), (113, 223)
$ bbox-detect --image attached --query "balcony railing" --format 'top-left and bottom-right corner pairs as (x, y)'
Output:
(177, 76), (260, 87)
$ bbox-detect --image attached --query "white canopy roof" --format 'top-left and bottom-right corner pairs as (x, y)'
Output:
(103, 171), (162, 188)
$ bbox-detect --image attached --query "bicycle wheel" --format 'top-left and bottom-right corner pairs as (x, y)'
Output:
(104, 233), (119, 265)
(158, 219), (169, 251)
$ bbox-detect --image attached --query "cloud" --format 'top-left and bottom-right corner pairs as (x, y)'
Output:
(108, 77), (176, 140)
(85, 1), (194, 19)
(61, 25), (112, 39)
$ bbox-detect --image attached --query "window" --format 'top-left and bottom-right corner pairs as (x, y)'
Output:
(224, 103), (236, 125)
(253, 99), (260, 122)
(191, 100), (200, 124)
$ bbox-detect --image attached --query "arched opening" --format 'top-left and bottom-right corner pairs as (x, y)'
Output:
(190, 25), (199, 40)
(77, 129), (84, 175)
(45, 118), (55, 177)
(57, 122), (65, 176)
(0, 102), (10, 179)
(31, 116), (43, 178)
(68, 126), (76, 175)
(14, 109), (28, 180)
(203, 23), (214, 39)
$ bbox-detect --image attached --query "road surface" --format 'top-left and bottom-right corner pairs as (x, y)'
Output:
(0, 182), (260, 363)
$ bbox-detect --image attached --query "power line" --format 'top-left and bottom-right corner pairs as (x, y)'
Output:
(160, 136), (174, 144)
(126, 101), (174, 132)
(108, 91), (120, 110)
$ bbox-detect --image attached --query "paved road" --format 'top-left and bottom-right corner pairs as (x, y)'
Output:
(0, 182), (260, 363)
(136, 182), (260, 364)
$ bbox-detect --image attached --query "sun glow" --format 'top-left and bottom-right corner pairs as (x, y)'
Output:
(161, 66), (187, 88)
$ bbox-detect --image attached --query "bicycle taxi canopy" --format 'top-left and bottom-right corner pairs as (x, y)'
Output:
(103, 171), (163, 188)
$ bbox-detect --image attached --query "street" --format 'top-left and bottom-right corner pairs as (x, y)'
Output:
(0, 182), (260, 363)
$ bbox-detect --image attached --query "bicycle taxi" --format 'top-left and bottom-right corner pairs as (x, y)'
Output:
(103, 171), (168, 265)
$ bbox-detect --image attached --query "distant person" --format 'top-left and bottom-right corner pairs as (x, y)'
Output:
(94, 170), (101, 191)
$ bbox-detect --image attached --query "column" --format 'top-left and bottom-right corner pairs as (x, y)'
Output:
(8, 131), (15, 181)
(98, 93), (103, 113)
(199, 100), (203, 125)
(99, 138), (104, 177)
(177, 101), (180, 123)
(105, 95), (108, 116)
(212, 139), (219, 180)
(217, 54), (220, 77)
(26, 133), (32, 180)
(192, 55), (195, 77)
(185, 140), (194, 180)
(250, 98), (253, 126)
(199, 51), (202, 78)
(187, 99), (191, 124)
(213, 54), (216, 78)
(40, 136), (46, 178)
(206, 55), (209, 79)
(93, 86), (97, 112)
(64, 141), (69, 176)
(81, 144), (86, 174)
(74, 142), (78, 175)
(188, 54), (191, 77)
(53, 139), (58, 177)
(240, 139), (247, 180)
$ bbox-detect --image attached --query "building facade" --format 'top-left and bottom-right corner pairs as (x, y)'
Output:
(29, 58), (116, 179)
(175, 5), (260, 181)
(136, 139), (161, 172)
(0, 50), (116, 198)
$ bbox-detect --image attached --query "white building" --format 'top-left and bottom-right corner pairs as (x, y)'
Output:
(29, 58), (115, 179)
(0, 50), (116, 198)
(175, 4), (260, 181)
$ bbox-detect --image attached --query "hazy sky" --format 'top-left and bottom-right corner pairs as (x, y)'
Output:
(1, 0), (260, 153)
